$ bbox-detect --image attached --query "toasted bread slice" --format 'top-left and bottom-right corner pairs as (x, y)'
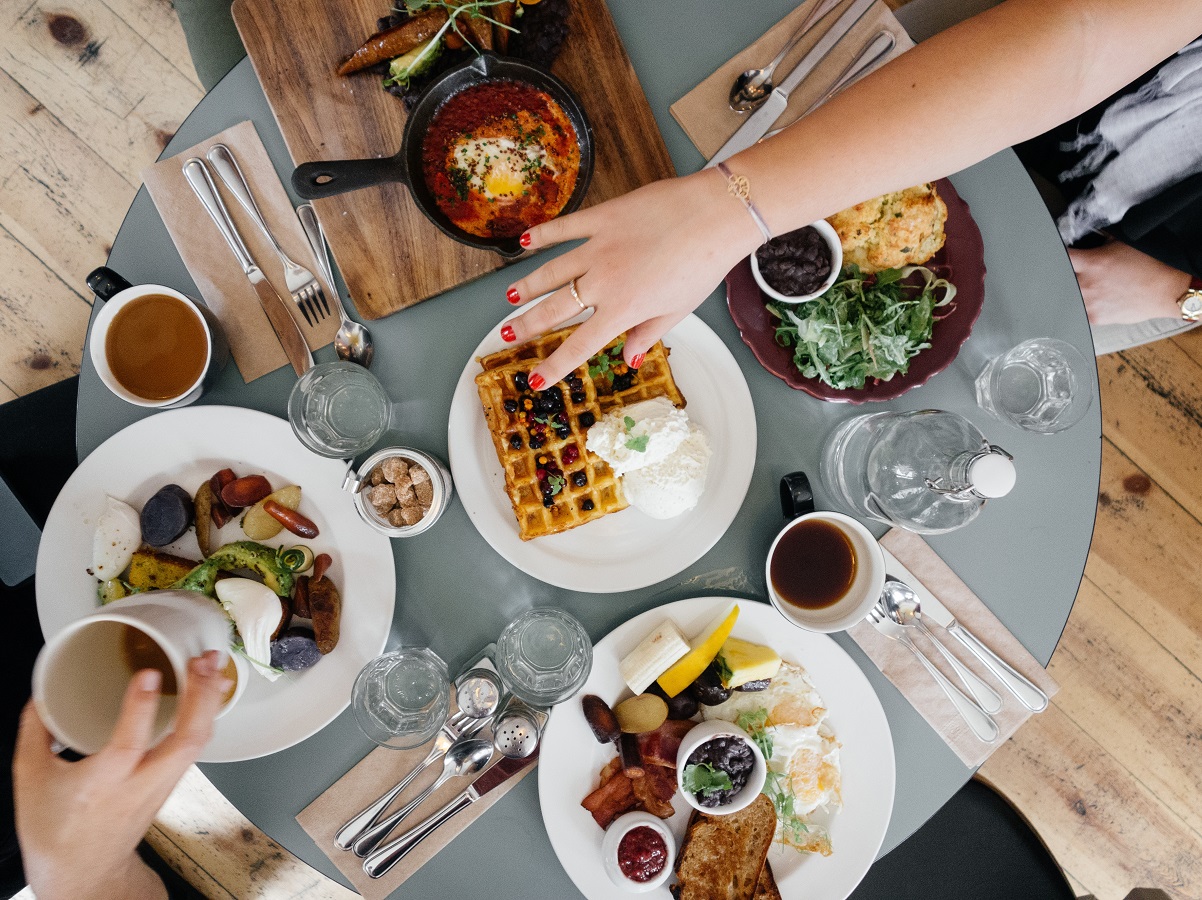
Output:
(126, 547), (199, 592)
(671, 793), (776, 900)
(753, 861), (782, 900)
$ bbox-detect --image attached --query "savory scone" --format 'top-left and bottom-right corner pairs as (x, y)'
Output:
(826, 182), (948, 272)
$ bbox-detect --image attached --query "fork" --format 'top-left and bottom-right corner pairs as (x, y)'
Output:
(866, 603), (999, 743)
(205, 144), (327, 326)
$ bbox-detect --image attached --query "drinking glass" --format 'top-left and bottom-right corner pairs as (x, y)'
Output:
(287, 361), (395, 458)
(975, 337), (1093, 434)
(351, 648), (450, 749)
(495, 608), (593, 706)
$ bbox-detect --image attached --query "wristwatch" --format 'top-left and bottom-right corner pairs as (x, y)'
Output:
(1180, 275), (1202, 322)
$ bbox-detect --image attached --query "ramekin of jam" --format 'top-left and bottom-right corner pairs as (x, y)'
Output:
(751, 219), (843, 304)
(675, 719), (767, 816)
(600, 811), (675, 893)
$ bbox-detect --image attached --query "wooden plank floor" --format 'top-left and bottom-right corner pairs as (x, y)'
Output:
(3, 1), (1201, 897)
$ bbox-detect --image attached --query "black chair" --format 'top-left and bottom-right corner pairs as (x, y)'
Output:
(849, 776), (1076, 900)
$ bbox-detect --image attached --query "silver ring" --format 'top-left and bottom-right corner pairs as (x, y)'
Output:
(569, 278), (588, 312)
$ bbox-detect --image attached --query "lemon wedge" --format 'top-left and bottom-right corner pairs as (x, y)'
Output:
(656, 604), (740, 697)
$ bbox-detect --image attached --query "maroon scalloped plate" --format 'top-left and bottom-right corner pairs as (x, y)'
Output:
(726, 178), (985, 403)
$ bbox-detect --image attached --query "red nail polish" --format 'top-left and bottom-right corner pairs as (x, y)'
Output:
(519, 232), (532, 248)
(630, 353), (645, 370)
(501, 324), (516, 343)
(528, 373), (545, 391)
(507, 287), (521, 304)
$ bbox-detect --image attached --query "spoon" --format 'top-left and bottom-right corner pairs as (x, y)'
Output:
(729, 0), (842, 111)
(881, 578), (1004, 714)
(352, 738), (493, 857)
(296, 203), (375, 368)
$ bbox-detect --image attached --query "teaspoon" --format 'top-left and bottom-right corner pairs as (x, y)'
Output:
(296, 203), (375, 368)
(729, 0), (842, 111)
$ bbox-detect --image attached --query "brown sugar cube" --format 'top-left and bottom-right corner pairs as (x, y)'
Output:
(395, 483), (417, 507)
(400, 505), (424, 526)
(370, 466), (385, 486)
(369, 484), (397, 514)
(414, 478), (434, 506)
(409, 464), (430, 487)
(391, 473), (413, 496)
(381, 456), (410, 484)
(386, 508), (408, 527)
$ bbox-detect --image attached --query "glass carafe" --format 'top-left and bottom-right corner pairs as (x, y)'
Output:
(820, 409), (1015, 534)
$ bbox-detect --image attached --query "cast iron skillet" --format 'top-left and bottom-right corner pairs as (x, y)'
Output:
(292, 53), (595, 259)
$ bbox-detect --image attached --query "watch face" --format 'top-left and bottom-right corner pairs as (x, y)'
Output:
(1183, 293), (1202, 320)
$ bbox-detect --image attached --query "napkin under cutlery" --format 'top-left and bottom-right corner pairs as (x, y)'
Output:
(296, 702), (537, 899)
(670, 0), (912, 162)
(142, 121), (338, 382)
(848, 528), (1059, 767)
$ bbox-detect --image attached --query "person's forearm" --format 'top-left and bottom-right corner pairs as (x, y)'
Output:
(730, 0), (1202, 235)
(28, 852), (167, 900)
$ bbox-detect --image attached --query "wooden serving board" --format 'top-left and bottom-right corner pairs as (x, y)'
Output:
(232, 0), (675, 320)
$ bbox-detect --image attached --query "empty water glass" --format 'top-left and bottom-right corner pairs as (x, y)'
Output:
(495, 608), (592, 707)
(287, 361), (396, 458)
(351, 648), (450, 749)
(975, 337), (1093, 434)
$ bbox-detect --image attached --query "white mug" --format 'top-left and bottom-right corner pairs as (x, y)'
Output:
(32, 590), (241, 755)
(86, 267), (229, 408)
(765, 511), (886, 633)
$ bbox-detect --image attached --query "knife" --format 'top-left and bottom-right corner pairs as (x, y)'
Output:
(883, 550), (1049, 712)
(182, 157), (314, 377)
(362, 752), (538, 878)
(706, 0), (878, 168)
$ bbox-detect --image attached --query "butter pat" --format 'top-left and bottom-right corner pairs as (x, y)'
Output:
(717, 637), (782, 688)
(619, 620), (690, 695)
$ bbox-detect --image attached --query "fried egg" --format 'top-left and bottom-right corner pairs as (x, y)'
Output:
(450, 136), (551, 201)
(91, 495), (141, 580)
(703, 661), (842, 833)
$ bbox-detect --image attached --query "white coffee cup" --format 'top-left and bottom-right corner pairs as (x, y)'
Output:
(765, 511), (886, 633)
(32, 590), (241, 755)
(87, 272), (229, 408)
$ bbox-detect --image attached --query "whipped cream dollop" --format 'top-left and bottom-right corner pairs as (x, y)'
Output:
(585, 397), (689, 477)
(586, 397), (711, 518)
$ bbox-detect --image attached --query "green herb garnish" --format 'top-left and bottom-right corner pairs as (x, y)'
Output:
(736, 707), (810, 838)
(448, 166), (471, 201)
(547, 474), (566, 496)
(622, 415), (648, 453)
(767, 264), (956, 390)
(681, 763), (733, 799)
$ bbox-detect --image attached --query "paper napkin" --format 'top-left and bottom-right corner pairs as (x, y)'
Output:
(670, 0), (912, 162)
(142, 120), (338, 382)
(848, 528), (1059, 767)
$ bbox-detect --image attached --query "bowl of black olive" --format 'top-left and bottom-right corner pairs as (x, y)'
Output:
(675, 719), (767, 816)
(751, 220), (842, 304)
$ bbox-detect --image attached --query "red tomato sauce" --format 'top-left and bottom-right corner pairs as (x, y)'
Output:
(420, 80), (581, 239)
(617, 825), (668, 883)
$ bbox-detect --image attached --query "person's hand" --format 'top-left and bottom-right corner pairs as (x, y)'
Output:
(499, 170), (764, 388)
(14, 651), (231, 900)
(1068, 240), (1191, 327)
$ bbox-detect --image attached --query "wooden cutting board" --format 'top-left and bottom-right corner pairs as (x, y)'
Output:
(232, 0), (675, 320)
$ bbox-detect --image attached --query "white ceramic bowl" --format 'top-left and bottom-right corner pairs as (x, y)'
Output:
(751, 219), (843, 304)
(675, 719), (767, 816)
(600, 811), (676, 893)
(765, 511), (886, 633)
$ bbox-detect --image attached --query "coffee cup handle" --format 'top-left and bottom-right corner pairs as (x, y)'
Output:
(86, 267), (133, 303)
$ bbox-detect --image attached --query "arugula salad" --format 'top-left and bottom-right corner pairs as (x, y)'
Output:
(767, 265), (957, 390)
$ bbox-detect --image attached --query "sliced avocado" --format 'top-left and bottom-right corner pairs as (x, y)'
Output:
(170, 541), (295, 598)
(384, 37), (443, 89)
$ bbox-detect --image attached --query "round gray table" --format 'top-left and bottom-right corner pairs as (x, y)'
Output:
(79, 2), (1099, 896)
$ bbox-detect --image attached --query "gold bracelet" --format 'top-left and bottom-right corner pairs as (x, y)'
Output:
(716, 161), (773, 243)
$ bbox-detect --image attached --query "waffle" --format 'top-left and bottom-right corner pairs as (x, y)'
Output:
(475, 327), (686, 540)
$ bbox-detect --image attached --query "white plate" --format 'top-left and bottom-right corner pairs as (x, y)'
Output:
(538, 598), (895, 900)
(35, 406), (396, 762)
(448, 309), (756, 593)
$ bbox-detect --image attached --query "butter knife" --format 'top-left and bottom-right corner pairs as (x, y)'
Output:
(707, 0), (878, 168)
(182, 158), (313, 376)
(883, 551), (1049, 712)
(362, 753), (538, 878)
